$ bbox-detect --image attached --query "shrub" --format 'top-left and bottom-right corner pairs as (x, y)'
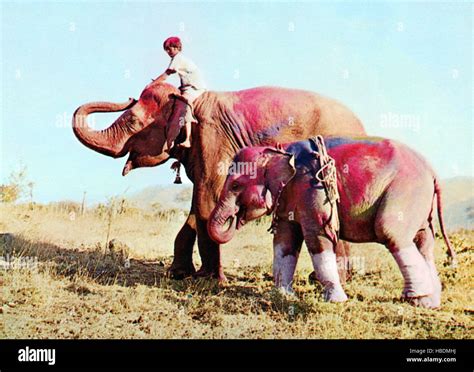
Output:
(0, 165), (33, 203)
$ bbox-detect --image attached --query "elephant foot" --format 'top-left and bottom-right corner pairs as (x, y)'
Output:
(194, 267), (227, 283)
(167, 262), (196, 280)
(402, 293), (440, 309)
(323, 286), (348, 303)
(276, 285), (296, 297)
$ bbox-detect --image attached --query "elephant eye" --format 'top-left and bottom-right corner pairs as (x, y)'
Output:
(231, 182), (242, 192)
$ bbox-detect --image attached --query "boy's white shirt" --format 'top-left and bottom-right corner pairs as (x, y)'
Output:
(168, 53), (206, 91)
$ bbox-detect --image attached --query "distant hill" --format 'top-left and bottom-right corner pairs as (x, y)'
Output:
(128, 177), (473, 231)
(440, 177), (473, 230)
(128, 184), (192, 211)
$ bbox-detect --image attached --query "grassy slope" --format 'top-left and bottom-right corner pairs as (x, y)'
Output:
(0, 204), (472, 339)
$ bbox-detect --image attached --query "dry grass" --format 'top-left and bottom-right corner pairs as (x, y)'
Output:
(0, 203), (473, 339)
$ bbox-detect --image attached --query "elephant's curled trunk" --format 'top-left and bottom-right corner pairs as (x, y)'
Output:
(207, 200), (237, 245)
(72, 98), (139, 158)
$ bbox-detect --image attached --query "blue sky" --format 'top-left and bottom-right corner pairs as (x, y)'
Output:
(1, 1), (472, 203)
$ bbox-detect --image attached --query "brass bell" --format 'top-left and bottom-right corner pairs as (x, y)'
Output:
(171, 161), (183, 184)
(174, 174), (182, 184)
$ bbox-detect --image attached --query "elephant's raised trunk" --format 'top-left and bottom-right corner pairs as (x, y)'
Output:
(72, 98), (140, 158)
(207, 199), (238, 245)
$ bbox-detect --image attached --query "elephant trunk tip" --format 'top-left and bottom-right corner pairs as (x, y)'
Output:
(207, 213), (236, 245)
(122, 160), (133, 176)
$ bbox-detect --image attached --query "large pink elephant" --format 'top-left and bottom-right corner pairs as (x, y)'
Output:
(72, 83), (365, 281)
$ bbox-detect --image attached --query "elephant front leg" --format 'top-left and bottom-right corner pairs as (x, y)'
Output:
(307, 236), (348, 303)
(168, 213), (197, 279)
(272, 221), (304, 295)
(194, 217), (226, 282)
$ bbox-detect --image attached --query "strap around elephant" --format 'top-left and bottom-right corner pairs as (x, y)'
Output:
(309, 135), (340, 245)
(266, 183), (285, 234)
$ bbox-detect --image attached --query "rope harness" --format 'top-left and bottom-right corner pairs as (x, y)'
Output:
(267, 181), (287, 234)
(268, 136), (340, 244)
(310, 136), (340, 244)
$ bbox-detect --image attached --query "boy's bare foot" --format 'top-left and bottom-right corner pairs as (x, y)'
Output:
(164, 141), (174, 153)
(178, 140), (192, 148)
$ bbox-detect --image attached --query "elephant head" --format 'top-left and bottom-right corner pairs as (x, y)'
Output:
(208, 146), (296, 244)
(72, 82), (180, 175)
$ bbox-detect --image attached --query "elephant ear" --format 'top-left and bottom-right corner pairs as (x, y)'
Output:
(262, 149), (296, 204)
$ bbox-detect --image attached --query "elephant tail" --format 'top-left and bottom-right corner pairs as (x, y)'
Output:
(434, 179), (457, 267)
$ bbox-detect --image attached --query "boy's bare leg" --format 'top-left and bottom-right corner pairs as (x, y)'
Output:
(178, 104), (193, 148)
(166, 99), (188, 151)
(179, 120), (192, 148)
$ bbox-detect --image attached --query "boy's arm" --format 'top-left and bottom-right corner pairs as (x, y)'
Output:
(146, 69), (176, 89)
(153, 69), (176, 83)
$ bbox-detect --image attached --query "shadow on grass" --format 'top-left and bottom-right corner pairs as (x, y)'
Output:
(1, 233), (315, 317)
(0, 233), (171, 287)
(0, 233), (286, 299)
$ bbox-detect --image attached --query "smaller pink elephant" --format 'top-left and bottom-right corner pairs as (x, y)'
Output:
(208, 136), (456, 308)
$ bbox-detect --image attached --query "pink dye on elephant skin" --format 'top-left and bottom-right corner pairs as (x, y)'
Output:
(208, 136), (456, 308)
(73, 83), (365, 282)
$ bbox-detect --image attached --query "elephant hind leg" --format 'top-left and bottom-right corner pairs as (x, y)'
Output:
(387, 240), (438, 309)
(373, 187), (439, 308)
(414, 229), (442, 308)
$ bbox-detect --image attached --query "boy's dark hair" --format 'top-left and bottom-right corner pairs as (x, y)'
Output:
(163, 36), (182, 51)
